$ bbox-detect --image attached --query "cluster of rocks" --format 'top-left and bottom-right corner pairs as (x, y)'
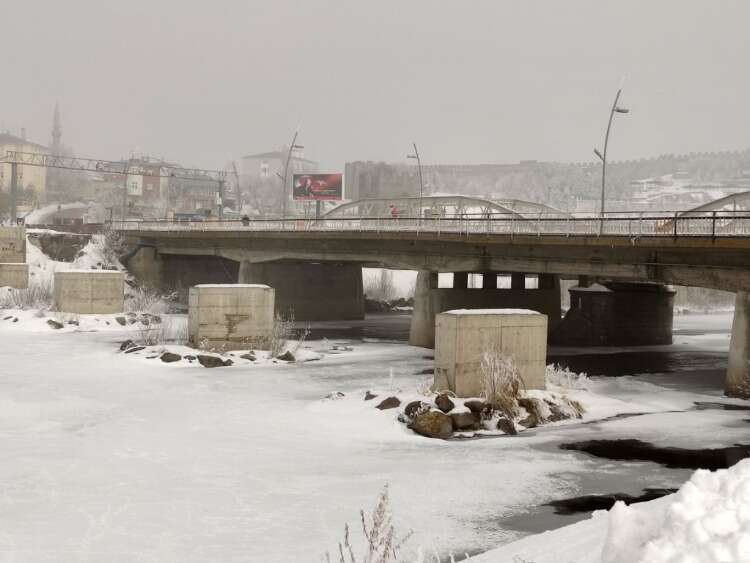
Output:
(115, 312), (161, 326)
(365, 390), (584, 440)
(117, 339), (298, 368)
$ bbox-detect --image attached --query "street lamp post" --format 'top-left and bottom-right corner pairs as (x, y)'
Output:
(281, 131), (304, 222)
(407, 142), (424, 223)
(594, 85), (629, 234)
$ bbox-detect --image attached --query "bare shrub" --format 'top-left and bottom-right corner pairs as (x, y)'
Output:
(134, 315), (188, 346)
(545, 364), (590, 390)
(126, 286), (169, 314)
(325, 485), (412, 563)
(480, 350), (525, 419)
(0, 279), (53, 310)
(100, 228), (126, 269)
(267, 311), (295, 357)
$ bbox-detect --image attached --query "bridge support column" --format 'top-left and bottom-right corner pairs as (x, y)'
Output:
(125, 246), (163, 289)
(511, 272), (525, 290)
(482, 272), (498, 289)
(409, 271), (561, 349)
(238, 261), (364, 321)
(409, 271), (439, 348)
(552, 282), (674, 346)
(727, 291), (750, 398)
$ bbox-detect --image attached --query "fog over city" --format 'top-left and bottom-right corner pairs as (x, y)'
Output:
(3, 0), (749, 169)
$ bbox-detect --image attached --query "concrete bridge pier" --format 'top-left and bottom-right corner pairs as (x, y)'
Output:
(408, 271), (562, 349)
(727, 291), (750, 398)
(552, 282), (675, 346)
(409, 271), (439, 348)
(238, 260), (365, 321)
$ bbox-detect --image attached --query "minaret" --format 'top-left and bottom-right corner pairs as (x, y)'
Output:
(51, 102), (62, 154)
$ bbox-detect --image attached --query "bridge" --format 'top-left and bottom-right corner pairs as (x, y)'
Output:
(321, 195), (569, 219)
(116, 206), (750, 399)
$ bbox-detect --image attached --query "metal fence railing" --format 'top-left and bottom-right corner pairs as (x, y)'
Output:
(110, 210), (750, 239)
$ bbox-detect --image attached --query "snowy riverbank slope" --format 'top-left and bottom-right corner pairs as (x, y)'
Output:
(474, 458), (750, 563)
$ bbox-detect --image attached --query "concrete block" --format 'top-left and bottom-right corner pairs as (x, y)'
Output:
(435, 309), (548, 396)
(0, 226), (26, 263)
(54, 270), (125, 314)
(188, 284), (275, 350)
(0, 263), (29, 289)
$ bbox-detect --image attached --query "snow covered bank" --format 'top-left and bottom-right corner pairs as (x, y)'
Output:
(474, 458), (750, 563)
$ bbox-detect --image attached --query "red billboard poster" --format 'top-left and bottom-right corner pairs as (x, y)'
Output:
(293, 173), (343, 201)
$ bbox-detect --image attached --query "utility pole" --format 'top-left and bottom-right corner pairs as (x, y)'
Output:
(217, 178), (225, 219)
(407, 142), (424, 224)
(594, 82), (629, 234)
(121, 160), (130, 221)
(281, 131), (304, 221)
(231, 161), (242, 215)
(10, 162), (18, 224)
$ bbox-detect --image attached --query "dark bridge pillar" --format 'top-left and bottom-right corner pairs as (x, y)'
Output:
(408, 271), (562, 349)
(727, 291), (750, 398)
(552, 282), (675, 346)
(238, 261), (365, 321)
(125, 246), (238, 300)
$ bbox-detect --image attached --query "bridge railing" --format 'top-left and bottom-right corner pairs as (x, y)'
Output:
(110, 210), (750, 238)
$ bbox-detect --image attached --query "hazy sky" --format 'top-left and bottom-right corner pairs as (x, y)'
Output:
(2, 0), (748, 170)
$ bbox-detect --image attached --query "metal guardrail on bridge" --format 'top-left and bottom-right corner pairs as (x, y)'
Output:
(110, 211), (750, 238)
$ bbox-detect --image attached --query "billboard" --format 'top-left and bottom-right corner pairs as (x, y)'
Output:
(293, 173), (343, 201)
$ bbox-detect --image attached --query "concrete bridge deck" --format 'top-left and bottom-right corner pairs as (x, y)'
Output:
(116, 214), (750, 292)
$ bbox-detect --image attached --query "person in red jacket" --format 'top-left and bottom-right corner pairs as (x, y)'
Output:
(389, 204), (398, 219)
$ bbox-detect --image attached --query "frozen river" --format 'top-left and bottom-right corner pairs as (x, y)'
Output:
(0, 310), (745, 561)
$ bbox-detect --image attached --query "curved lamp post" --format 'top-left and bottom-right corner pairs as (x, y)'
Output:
(281, 131), (304, 221)
(407, 142), (424, 223)
(594, 86), (629, 233)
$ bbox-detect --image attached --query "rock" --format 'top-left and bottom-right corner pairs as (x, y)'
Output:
(12, 317), (18, 323)
(119, 339), (135, 351)
(451, 411), (481, 430)
(324, 391), (345, 400)
(518, 397), (550, 425)
(124, 346), (145, 354)
(46, 319), (64, 330)
(376, 396), (401, 410)
(464, 400), (488, 415)
(519, 415), (537, 428)
(160, 352), (182, 363)
(364, 390), (378, 401)
(184, 355), (197, 360)
(435, 393), (455, 413)
(276, 350), (295, 362)
(197, 354), (231, 368)
(115, 316), (127, 326)
(410, 410), (453, 439)
(240, 353), (256, 361)
(3, 316), (12, 321)
(496, 417), (518, 435)
(67, 320), (79, 326)
(404, 400), (426, 418)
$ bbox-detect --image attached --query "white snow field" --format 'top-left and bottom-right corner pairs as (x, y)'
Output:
(0, 307), (747, 562)
(474, 458), (750, 563)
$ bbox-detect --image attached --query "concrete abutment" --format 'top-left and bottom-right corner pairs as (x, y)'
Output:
(727, 291), (750, 398)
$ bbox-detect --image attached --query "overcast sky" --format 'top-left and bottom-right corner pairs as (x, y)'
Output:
(2, 0), (748, 170)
